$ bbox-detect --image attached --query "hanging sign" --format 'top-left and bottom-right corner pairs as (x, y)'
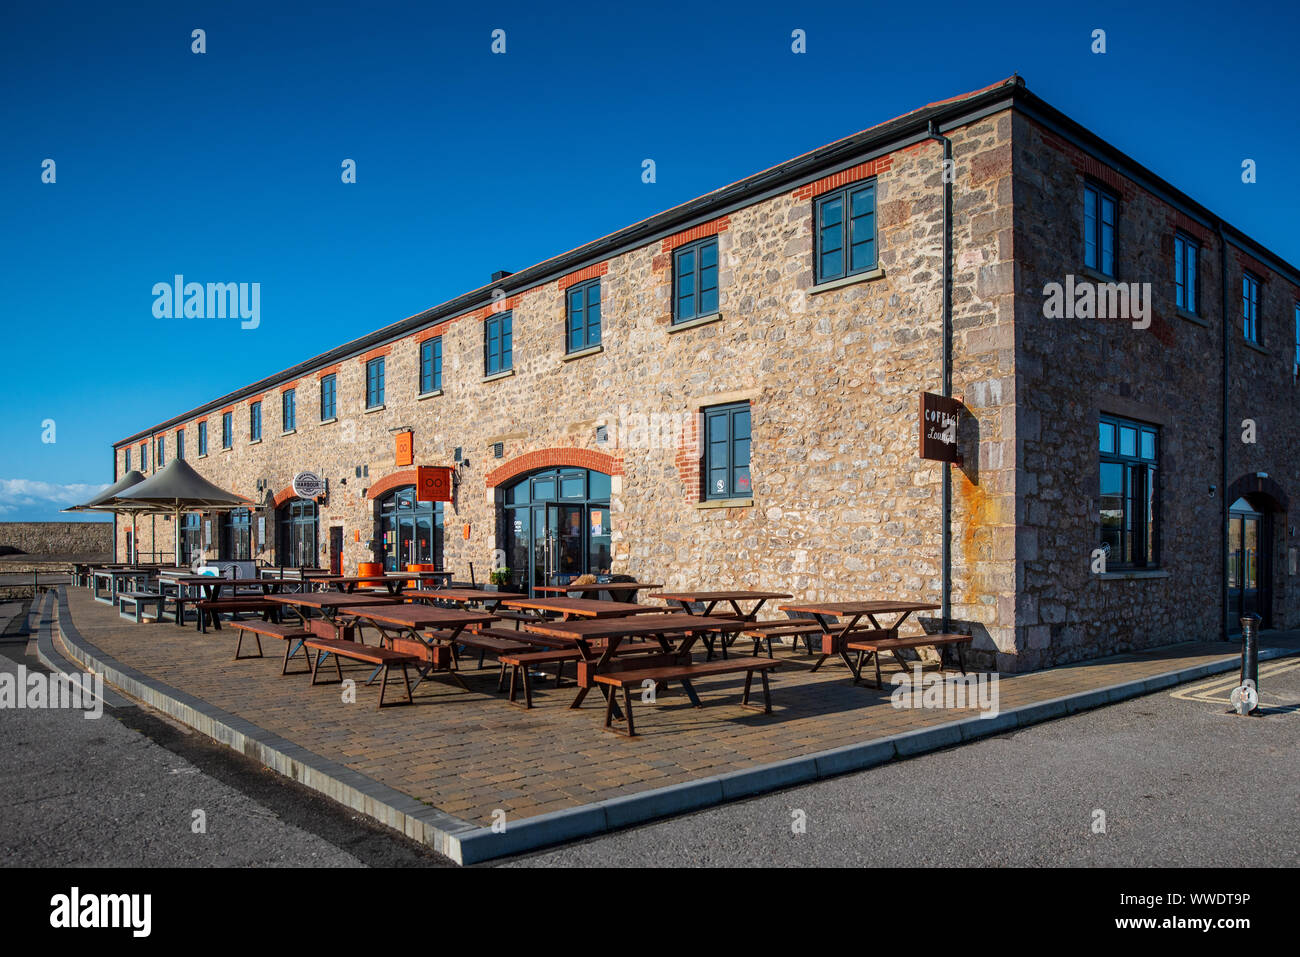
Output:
(416, 466), (454, 502)
(919, 392), (964, 464)
(395, 432), (414, 467)
(292, 470), (326, 499)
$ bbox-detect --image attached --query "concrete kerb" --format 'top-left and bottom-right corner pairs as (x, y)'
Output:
(31, 589), (130, 709)
(51, 587), (1299, 865)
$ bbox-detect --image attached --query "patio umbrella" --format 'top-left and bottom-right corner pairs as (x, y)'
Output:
(63, 469), (153, 564)
(113, 458), (252, 566)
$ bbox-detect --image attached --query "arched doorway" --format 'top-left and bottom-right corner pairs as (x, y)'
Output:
(376, 485), (443, 572)
(1225, 474), (1289, 633)
(501, 467), (611, 595)
(276, 498), (319, 568)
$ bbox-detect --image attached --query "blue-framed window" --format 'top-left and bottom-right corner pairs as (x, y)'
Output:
(221, 412), (233, 449)
(1243, 272), (1260, 344)
(814, 181), (877, 284)
(140, 442), (148, 471)
(156, 436), (165, 468)
(249, 401), (262, 441)
(1084, 183), (1117, 277)
(282, 388), (296, 432)
(673, 238), (719, 323)
(566, 278), (602, 351)
(365, 357), (385, 408)
(485, 312), (513, 375)
(320, 374), (337, 421)
(1098, 414), (1159, 569)
(702, 401), (752, 500)
(420, 337), (443, 394)
(197, 421), (208, 456)
(124, 447), (131, 471)
(176, 430), (184, 460)
(1294, 301), (1299, 377)
(1174, 233), (1198, 315)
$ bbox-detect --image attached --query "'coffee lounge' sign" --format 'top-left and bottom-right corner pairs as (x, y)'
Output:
(918, 392), (964, 464)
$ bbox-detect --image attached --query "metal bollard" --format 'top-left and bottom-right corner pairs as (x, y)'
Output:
(1235, 614), (1261, 715)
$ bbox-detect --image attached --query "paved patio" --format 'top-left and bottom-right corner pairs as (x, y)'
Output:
(55, 585), (1299, 835)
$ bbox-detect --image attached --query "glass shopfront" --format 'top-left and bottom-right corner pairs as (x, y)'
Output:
(219, 508), (252, 560)
(376, 485), (443, 572)
(276, 498), (319, 568)
(502, 468), (611, 595)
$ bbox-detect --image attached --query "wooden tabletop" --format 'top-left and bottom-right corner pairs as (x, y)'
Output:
(535, 582), (664, 594)
(778, 600), (941, 616)
(522, 612), (748, 641)
(500, 597), (669, 619)
(335, 604), (498, 628)
(411, 588), (527, 603)
(655, 590), (793, 603)
(266, 593), (402, 609)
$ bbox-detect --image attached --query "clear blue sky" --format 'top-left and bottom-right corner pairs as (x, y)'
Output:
(2, 0), (1297, 522)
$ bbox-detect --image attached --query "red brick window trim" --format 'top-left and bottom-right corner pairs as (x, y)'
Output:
(359, 344), (392, 363)
(660, 216), (730, 256)
(417, 321), (451, 344)
(558, 262), (609, 292)
(792, 156), (894, 202)
(317, 363), (341, 379)
(485, 448), (622, 488)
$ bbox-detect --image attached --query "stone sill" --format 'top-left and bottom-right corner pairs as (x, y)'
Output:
(562, 344), (604, 361)
(249, 438), (262, 445)
(220, 447), (232, 453)
(696, 498), (754, 510)
(1176, 308), (1208, 328)
(1096, 569), (1170, 581)
(281, 429), (296, 436)
(1242, 339), (1270, 357)
(363, 404), (386, 414)
(809, 267), (886, 296)
(482, 370), (515, 383)
(1078, 265), (1118, 284)
(320, 417), (338, 426)
(668, 313), (723, 333)
(417, 389), (443, 401)
(197, 454), (207, 459)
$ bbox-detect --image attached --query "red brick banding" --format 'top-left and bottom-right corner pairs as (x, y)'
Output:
(792, 156), (893, 202)
(365, 468), (419, 501)
(557, 262), (609, 291)
(485, 449), (622, 488)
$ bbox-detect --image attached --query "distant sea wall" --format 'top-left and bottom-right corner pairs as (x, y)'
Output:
(0, 521), (113, 558)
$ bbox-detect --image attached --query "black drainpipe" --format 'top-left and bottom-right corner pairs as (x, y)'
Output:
(928, 120), (954, 631)
(1218, 223), (1230, 641)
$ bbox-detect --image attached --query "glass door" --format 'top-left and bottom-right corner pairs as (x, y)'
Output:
(1228, 499), (1268, 632)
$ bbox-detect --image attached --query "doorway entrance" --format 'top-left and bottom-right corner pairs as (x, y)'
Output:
(1227, 497), (1271, 632)
(502, 468), (611, 596)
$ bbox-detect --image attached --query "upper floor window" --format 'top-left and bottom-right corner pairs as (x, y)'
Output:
(249, 401), (262, 441)
(197, 421), (208, 456)
(1098, 414), (1159, 570)
(320, 374), (337, 421)
(420, 337), (443, 394)
(176, 430), (184, 460)
(485, 312), (513, 376)
(156, 436), (165, 467)
(124, 447), (131, 471)
(365, 357), (385, 408)
(566, 278), (602, 352)
(673, 238), (719, 323)
(1084, 183), (1117, 278)
(1293, 301), (1299, 377)
(702, 401), (752, 501)
(221, 412), (233, 449)
(140, 442), (148, 471)
(815, 181), (877, 284)
(1174, 233), (1198, 315)
(282, 388), (296, 432)
(1242, 272), (1261, 344)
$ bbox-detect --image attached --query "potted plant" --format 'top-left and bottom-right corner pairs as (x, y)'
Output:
(486, 567), (511, 591)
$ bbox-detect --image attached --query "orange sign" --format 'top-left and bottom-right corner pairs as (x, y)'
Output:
(395, 432), (413, 467)
(416, 466), (453, 502)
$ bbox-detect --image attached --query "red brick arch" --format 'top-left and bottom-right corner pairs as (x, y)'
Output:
(485, 448), (621, 489)
(366, 468), (419, 501)
(271, 485), (297, 508)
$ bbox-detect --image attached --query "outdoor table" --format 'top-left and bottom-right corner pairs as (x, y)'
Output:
(534, 582), (664, 603)
(520, 613), (749, 713)
(333, 604), (498, 694)
(91, 567), (155, 605)
(408, 587), (526, 612)
(651, 590), (794, 659)
(315, 575), (409, 596)
(499, 596), (670, 622)
(778, 600), (941, 673)
(173, 576), (288, 601)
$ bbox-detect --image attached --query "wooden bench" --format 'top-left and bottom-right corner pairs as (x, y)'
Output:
(302, 638), (421, 707)
(230, 620), (315, 674)
(593, 657), (780, 736)
(196, 598), (279, 634)
(739, 620), (825, 657)
(165, 594), (206, 628)
(845, 633), (974, 688)
(118, 591), (166, 624)
(453, 627), (537, 670)
(498, 643), (667, 709)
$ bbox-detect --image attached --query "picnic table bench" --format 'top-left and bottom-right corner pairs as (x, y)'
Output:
(497, 641), (674, 709)
(593, 656), (780, 737)
(118, 590), (167, 623)
(196, 597), (281, 633)
(230, 620), (315, 674)
(302, 638), (421, 708)
(740, 619), (826, 657)
(846, 632), (974, 688)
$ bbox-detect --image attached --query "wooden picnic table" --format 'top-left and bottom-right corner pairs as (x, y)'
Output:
(313, 575), (409, 595)
(172, 576), (288, 600)
(409, 587), (527, 607)
(334, 603), (499, 694)
(500, 596), (669, 622)
(266, 592), (403, 649)
(778, 600), (940, 673)
(534, 582), (664, 602)
(520, 612), (751, 716)
(651, 590), (794, 659)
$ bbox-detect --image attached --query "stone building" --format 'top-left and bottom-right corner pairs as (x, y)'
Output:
(111, 76), (1299, 672)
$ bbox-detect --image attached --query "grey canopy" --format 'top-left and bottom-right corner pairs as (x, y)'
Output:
(114, 459), (252, 565)
(63, 470), (154, 563)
